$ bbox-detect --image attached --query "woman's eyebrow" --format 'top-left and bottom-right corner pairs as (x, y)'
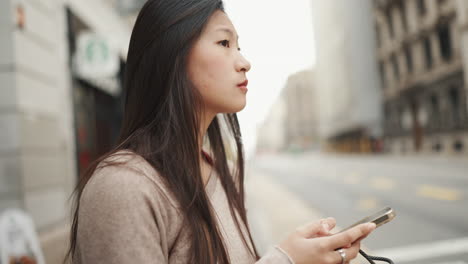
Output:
(215, 27), (239, 40)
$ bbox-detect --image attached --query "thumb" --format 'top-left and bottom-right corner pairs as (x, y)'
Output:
(296, 218), (334, 239)
(317, 217), (336, 236)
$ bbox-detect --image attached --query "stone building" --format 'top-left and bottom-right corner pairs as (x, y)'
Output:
(373, 0), (468, 155)
(311, 0), (383, 153)
(0, 0), (140, 263)
(282, 70), (319, 150)
(256, 96), (287, 153)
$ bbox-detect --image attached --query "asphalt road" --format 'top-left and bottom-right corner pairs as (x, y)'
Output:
(251, 152), (468, 264)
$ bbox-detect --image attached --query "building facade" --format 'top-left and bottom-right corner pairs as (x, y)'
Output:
(0, 0), (137, 263)
(256, 96), (287, 153)
(282, 70), (319, 150)
(311, 0), (383, 153)
(373, 0), (468, 155)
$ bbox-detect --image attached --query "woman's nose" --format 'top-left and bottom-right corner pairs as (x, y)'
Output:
(236, 54), (251, 73)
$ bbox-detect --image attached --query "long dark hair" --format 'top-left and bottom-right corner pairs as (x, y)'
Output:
(64, 0), (260, 263)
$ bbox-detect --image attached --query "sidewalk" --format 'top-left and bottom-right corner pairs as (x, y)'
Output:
(245, 167), (370, 264)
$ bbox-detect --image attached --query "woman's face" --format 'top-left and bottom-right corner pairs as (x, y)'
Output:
(188, 10), (251, 116)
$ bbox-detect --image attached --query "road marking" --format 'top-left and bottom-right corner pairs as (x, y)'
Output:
(356, 197), (379, 210)
(375, 237), (468, 263)
(433, 262), (468, 264)
(344, 173), (361, 185)
(370, 177), (395, 190)
(417, 185), (462, 201)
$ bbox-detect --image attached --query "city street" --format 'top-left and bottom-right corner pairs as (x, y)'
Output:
(248, 152), (468, 264)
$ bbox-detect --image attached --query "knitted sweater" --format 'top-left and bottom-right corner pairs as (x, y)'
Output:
(75, 151), (294, 264)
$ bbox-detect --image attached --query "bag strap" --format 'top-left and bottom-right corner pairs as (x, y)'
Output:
(359, 249), (395, 264)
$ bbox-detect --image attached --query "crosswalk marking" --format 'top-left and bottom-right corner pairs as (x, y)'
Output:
(356, 197), (379, 211)
(344, 173), (362, 185)
(369, 177), (395, 190)
(432, 262), (468, 264)
(375, 237), (468, 263)
(417, 185), (462, 201)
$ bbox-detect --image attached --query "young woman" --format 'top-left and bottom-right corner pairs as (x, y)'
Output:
(64, 0), (376, 263)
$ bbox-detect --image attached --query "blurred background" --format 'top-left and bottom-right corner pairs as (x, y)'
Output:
(0, 0), (467, 263)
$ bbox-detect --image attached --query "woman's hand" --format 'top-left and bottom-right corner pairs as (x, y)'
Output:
(278, 218), (376, 264)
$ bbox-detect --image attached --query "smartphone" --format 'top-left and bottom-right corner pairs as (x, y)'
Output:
(339, 207), (396, 233)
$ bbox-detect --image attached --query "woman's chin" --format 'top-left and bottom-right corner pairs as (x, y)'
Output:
(213, 96), (247, 114)
(228, 100), (247, 113)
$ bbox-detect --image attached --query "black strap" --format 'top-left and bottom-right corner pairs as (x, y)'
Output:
(359, 249), (395, 264)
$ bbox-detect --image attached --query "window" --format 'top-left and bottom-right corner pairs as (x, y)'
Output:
(394, 105), (401, 132)
(423, 36), (433, 69)
(398, 105), (404, 131)
(433, 142), (442, 152)
(385, 103), (398, 133)
(375, 24), (381, 48)
(438, 23), (452, 61)
(401, 1), (408, 33)
(391, 54), (399, 81)
(430, 94), (439, 129)
(404, 44), (413, 73)
(453, 140), (464, 152)
(449, 86), (460, 127)
(437, 0), (448, 6)
(417, 0), (427, 16)
(379, 62), (386, 88)
(385, 8), (394, 38)
(384, 104), (390, 131)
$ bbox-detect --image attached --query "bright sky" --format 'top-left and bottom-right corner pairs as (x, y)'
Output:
(223, 0), (316, 157)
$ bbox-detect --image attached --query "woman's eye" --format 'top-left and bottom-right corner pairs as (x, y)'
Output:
(219, 40), (230, 48)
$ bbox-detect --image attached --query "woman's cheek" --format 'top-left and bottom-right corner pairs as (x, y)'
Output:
(205, 53), (228, 79)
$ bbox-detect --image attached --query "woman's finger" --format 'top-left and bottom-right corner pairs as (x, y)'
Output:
(324, 247), (351, 264)
(296, 220), (327, 238)
(297, 217), (337, 239)
(316, 217), (336, 236)
(325, 241), (361, 264)
(345, 241), (361, 260)
(322, 217), (336, 231)
(327, 223), (375, 250)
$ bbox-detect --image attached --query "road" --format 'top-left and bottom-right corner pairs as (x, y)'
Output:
(250, 152), (468, 264)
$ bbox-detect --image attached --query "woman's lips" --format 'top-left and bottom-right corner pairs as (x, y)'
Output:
(237, 80), (248, 92)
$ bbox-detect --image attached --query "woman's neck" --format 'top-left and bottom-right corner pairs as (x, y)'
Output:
(198, 110), (216, 185)
(198, 110), (216, 153)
